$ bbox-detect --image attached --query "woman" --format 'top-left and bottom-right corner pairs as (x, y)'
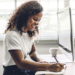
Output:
(3, 1), (64, 75)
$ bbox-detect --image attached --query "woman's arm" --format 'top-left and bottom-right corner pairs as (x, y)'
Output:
(9, 50), (49, 71)
(9, 50), (64, 71)
(29, 43), (45, 62)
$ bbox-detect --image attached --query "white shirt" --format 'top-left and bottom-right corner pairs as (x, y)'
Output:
(2, 29), (34, 66)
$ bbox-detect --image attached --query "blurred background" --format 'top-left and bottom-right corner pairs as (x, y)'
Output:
(0, 0), (75, 75)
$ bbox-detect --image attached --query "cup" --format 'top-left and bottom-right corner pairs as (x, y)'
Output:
(49, 48), (58, 57)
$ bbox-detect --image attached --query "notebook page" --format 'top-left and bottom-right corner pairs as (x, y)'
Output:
(35, 65), (67, 75)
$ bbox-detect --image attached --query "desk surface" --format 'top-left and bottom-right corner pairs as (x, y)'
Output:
(36, 54), (75, 75)
(63, 63), (75, 75)
(45, 63), (75, 75)
(40, 54), (72, 63)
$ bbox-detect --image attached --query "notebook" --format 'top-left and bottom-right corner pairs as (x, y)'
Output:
(35, 65), (67, 75)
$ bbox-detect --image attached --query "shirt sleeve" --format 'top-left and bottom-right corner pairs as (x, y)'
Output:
(6, 33), (22, 51)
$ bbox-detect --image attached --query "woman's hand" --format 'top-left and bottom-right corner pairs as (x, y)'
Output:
(48, 63), (64, 72)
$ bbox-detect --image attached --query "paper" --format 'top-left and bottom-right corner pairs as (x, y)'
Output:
(35, 65), (67, 75)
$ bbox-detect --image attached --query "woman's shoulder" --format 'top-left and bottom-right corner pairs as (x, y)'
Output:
(6, 29), (20, 39)
(7, 31), (18, 36)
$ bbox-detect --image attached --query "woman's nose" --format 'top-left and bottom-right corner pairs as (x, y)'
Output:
(35, 21), (39, 25)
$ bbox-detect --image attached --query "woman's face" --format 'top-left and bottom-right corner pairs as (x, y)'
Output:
(24, 12), (42, 32)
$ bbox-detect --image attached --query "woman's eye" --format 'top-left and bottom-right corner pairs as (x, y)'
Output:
(33, 18), (38, 21)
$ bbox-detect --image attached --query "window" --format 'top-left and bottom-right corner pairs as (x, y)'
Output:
(0, 0), (74, 41)
(38, 1), (58, 40)
(0, 0), (15, 40)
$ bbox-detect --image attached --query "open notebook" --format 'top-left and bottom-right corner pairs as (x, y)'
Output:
(35, 65), (67, 75)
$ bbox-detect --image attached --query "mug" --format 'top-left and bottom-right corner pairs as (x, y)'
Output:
(49, 48), (58, 57)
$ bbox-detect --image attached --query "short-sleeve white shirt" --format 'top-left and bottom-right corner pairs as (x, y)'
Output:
(2, 29), (34, 66)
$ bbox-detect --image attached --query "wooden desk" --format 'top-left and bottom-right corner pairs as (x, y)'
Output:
(36, 54), (75, 75)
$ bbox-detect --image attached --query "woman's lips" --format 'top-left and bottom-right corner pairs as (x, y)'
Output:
(31, 25), (36, 29)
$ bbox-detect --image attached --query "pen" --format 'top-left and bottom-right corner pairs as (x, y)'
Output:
(53, 56), (66, 65)
(53, 56), (59, 62)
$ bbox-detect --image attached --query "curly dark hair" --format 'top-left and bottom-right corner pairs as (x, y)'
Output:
(4, 0), (43, 37)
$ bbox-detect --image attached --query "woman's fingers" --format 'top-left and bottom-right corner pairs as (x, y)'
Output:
(49, 63), (64, 72)
(57, 63), (64, 69)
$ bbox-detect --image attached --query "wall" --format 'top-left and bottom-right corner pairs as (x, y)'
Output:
(35, 40), (62, 54)
(0, 41), (4, 75)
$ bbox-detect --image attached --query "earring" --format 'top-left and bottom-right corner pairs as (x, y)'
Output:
(22, 27), (25, 32)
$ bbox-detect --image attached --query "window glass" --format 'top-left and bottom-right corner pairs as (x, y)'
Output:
(38, 1), (58, 40)
(0, 0), (15, 14)
(0, 0), (15, 34)
(1, 0), (72, 40)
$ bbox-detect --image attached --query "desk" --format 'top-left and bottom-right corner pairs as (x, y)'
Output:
(45, 63), (75, 75)
(35, 54), (75, 75)
(40, 54), (72, 63)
